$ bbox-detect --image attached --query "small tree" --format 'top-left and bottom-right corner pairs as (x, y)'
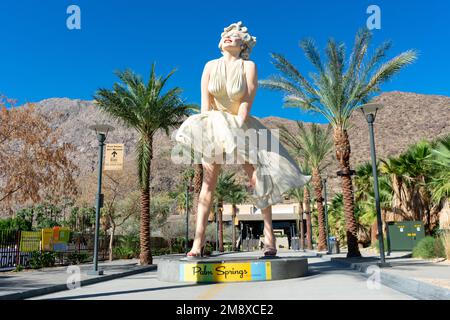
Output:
(0, 96), (78, 213)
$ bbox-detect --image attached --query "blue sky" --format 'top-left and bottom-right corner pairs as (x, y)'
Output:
(0, 0), (448, 122)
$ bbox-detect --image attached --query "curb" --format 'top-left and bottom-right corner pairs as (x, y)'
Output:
(309, 251), (450, 300)
(0, 265), (157, 300)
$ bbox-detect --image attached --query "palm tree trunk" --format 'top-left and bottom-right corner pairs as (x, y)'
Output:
(140, 188), (152, 264)
(312, 168), (327, 251)
(139, 139), (153, 265)
(232, 204), (237, 251)
(371, 220), (378, 247)
(298, 201), (305, 250)
(304, 186), (312, 250)
(334, 128), (361, 258)
(218, 205), (224, 252)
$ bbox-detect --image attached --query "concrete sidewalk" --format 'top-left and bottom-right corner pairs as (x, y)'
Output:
(308, 249), (450, 300)
(2, 250), (449, 300)
(0, 259), (156, 300)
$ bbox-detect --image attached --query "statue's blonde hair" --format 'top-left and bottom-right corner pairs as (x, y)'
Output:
(218, 21), (256, 60)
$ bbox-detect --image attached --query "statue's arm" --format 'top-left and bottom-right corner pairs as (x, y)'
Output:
(200, 61), (214, 114)
(237, 61), (258, 124)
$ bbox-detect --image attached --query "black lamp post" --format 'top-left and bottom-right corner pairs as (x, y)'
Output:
(322, 175), (331, 254)
(87, 124), (114, 276)
(359, 103), (390, 267)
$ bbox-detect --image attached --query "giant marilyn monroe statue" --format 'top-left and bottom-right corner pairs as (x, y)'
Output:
(174, 21), (310, 257)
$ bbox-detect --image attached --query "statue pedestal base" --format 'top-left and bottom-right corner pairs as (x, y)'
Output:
(157, 254), (308, 283)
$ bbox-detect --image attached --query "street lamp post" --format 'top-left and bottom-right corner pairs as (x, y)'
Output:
(87, 124), (115, 276)
(359, 103), (390, 267)
(322, 176), (331, 254)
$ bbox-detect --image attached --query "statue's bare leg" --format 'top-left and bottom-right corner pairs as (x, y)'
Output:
(189, 159), (221, 255)
(242, 162), (276, 250)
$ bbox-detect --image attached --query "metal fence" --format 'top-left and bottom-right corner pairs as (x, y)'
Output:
(0, 230), (110, 269)
(0, 230), (42, 269)
(1, 229), (171, 269)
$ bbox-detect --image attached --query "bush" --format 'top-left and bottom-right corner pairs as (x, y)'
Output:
(152, 247), (171, 256)
(112, 234), (140, 259)
(67, 252), (90, 265)
(439, 230), (450, 259)
(0, 217), (32, 231)
(13, 264), (24, 272)
(113, 246), (137, 259)
(412, 236), (446, 259)
(29, 251), (56, 269)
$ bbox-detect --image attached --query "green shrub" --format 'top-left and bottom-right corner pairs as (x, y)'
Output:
(439, 230), (450, 259)
(113, 246), (138, 259)
(0, 217), (32, 231)
(29, 251), (56, 269)
(113, 235), (140, 259)
(13, 264), (24, 272)
(412, 236), (446, 259)
(152, 247), (171, 256)
(67, 252), (90, 265)
(204, 242), (214, 255)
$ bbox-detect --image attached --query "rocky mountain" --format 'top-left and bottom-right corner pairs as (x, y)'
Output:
(27, 91), (450, 198)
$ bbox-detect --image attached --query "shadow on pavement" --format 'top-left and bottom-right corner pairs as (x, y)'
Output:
(42, 282), (217, 300)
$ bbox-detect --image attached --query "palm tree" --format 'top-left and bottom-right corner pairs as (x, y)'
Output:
(174, 168), (194, 215)
(381, 141), (435, 232)
(94, 64), (195, 264)
(224, 185), (248, 251)
(214, 171), (242, 252)
(295, 160), (314, 250)
(430, 135), (450, 205)
(259, 28), (417, 257)
(280, 122), (333, 251)
(355, 161), (393, 246)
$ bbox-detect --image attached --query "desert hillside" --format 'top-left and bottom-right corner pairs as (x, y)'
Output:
(27, 91), (450, 198)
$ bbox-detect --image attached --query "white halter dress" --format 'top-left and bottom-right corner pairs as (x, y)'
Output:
(174, 56), (310, 209)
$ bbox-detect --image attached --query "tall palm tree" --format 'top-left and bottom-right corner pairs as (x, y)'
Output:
(280, 122), (333, 251)
(94, 64), (195, 264)
(259, 28), (417, 257)
(224, 185), (248, 251)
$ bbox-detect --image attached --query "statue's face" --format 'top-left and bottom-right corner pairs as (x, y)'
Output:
(222, 31), (243, 49)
